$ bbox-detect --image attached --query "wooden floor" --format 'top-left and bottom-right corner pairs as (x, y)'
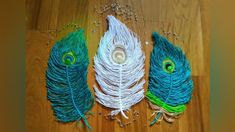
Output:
(26, 0), (210, 132)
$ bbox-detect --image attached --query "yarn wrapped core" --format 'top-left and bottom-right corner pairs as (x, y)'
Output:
(62, 52), (76, 65)
(112, 46), (127, 64)
(162, 58), (175, 73)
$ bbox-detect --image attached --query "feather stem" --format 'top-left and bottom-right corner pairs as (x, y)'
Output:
(150, 75), (172, 125)
(66, 66), (91, 130)
(118, 65), (128, 119)
(150, 112), (162, 126)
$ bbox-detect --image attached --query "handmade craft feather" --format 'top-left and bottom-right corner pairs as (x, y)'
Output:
(46, 29), (93, 129)
(94, 15), (145, 119)
(147, 32), (193, 125)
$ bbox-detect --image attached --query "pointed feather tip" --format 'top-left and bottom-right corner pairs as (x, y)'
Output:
(71, 28), (84, 37)
(152, 32), (162, 41)
(68, 28), (84, 35)
(107, 15), (115, 20)
(58, 28), (85, 44)
(107, 15), (121, 26)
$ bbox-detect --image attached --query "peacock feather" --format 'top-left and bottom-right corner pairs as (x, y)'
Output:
(46, 29), (94, 129)
(147, 32), (193, 125)
(93, 15), (145, 119)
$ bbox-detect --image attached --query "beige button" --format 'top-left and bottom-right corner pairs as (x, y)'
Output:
(112, 46), (127, 64)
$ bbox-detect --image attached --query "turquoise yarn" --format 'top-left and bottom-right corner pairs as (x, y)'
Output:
(147, 32), (193, 125)
(46, 29), (94, 130)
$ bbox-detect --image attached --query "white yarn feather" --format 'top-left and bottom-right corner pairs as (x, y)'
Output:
(93, 15), (145, 119)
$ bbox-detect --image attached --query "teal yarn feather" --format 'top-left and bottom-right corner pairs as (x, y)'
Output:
(147, 32), (193, 125)
(46, 29), (94, 130)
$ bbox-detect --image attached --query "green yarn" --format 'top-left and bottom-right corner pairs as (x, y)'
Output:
(162, 58), (175, 74)
(146, 91), (186, 113)
(62, 51), (76, 65)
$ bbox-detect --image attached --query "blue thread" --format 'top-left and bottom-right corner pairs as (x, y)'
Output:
(150, 75), (173, 125)
(66, 66), (91, 130)
(148, 32), (194, 125)
(150, 112), (161, 126)
(46, 29), (93, 130)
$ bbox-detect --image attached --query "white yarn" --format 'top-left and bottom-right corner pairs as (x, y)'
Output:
(93, 15), (145, 119)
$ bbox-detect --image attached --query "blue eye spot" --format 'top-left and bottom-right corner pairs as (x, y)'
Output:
(62, 52), (76, 65)
(162, 58), (175, 73)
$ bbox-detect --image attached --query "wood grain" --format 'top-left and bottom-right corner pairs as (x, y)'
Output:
(26, 0), (210, 131)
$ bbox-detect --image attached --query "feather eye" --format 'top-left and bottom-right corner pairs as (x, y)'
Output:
(46, 29), (94, 129)
(162, 58), (175, 73)
(111, 46), (127, 64)
(147, 32), (193, 125)
(93, 15), (145, 119)
(62, 52), (76, 65)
